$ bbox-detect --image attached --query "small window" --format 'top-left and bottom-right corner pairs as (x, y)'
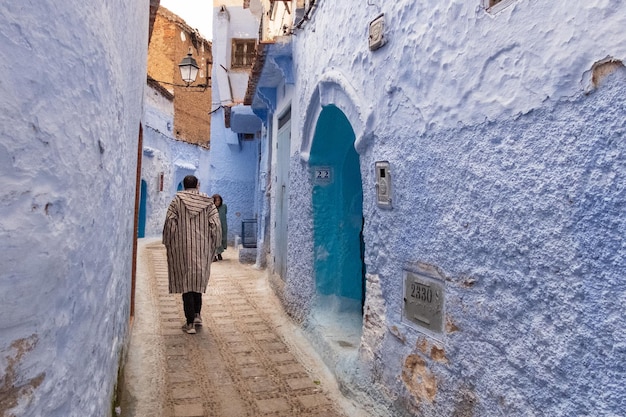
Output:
(244, 133), (255, 140)
(231, 39), (256, 68)
(238, 133), (256, 141)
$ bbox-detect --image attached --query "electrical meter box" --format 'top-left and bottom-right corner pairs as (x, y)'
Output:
(369, 14), (386, 51)
(375, 161), (392, 208)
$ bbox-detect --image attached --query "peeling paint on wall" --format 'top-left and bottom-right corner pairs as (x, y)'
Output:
(430, 345), (448, 364)
(415, 337), (448, 364)
(401, 353), (437, 404)
(583, 58), (625, 93)
(0, 336), (45, 416)
(446, 317), (460, 333)
(388, 325), (407, 344)
(359, 273), (386, 363)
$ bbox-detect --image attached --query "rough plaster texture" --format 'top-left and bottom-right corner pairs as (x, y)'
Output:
(0, 1), (148, 416)
(282, 154), (316, 320)
(258, 1), (626, 416)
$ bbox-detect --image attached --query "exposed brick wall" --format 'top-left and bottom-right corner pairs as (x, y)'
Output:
(147, 7), (212, 147)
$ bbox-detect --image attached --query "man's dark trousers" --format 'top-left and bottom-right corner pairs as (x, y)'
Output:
(182, 292), (202, 324)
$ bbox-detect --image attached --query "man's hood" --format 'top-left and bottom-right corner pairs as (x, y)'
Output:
(177, 190), (215, 217)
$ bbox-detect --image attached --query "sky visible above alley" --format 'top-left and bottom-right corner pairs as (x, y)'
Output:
(160, 0), (213, 40)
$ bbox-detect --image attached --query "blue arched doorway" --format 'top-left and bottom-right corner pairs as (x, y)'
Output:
(138, 179), (147, 238)
(309, 105), (365, 314)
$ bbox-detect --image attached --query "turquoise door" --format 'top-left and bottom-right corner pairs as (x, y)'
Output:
(138, 180), (147, 238)
(309, 105), (364, 305)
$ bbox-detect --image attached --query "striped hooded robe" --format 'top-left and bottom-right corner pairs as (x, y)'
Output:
(163, 189), (222, 293)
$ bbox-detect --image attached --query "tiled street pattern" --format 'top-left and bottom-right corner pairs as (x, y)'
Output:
(147, 244), (347, 417)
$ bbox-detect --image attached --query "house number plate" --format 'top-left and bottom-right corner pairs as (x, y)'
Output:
(403, 267), (445, 334)
(312, 166), (333, 184)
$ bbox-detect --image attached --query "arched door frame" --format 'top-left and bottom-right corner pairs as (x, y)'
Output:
(300, 70), (374, 163)
(298, 71), (374, 315)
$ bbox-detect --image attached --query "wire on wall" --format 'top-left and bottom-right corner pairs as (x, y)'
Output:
(208, 105), (224, 115)
(291, 0), (317, 33)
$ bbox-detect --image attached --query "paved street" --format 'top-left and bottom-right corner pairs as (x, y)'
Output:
(118, 239), (367, 417)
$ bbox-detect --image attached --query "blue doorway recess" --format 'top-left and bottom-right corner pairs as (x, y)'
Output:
(309, 105), (364, 308)
(138, 179), (147, 238)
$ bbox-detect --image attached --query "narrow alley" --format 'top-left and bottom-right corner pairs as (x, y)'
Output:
(118, 239), (378, 417)
(2, 2), (624, 416)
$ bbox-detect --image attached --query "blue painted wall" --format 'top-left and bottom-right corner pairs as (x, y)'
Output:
(0, 1), (148, 414)
(275, 1), (626, 415)
(243, 1), (626, 415)
(206, 110), (258, 246)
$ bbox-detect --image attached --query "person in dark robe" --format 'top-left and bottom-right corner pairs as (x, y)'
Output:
(212, 194), (228, 261)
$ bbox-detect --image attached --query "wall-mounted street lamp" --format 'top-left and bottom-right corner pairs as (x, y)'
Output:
(150, 48), (211, 91)
(178, 50), (200, 85)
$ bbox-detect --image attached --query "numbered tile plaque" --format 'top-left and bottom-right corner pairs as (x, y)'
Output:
(312, 166), (333, 185)
(403, 265), (445, 334)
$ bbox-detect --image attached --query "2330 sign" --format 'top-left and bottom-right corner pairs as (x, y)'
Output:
(410, 282), (433, 303)
(403, 269), (445, 334)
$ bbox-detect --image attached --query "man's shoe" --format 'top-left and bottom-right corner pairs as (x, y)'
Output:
(194, 313), (203, 327)
(217, 254), (223, 261)
(182, 323), (196, 334)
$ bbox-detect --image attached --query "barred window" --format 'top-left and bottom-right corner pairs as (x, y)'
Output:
(231, 39), (256, 68)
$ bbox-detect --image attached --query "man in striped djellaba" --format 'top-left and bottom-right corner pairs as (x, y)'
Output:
(163, 175), (222, 334)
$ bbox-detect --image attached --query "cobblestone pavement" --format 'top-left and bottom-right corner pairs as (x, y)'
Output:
(121, 240), (359, 417)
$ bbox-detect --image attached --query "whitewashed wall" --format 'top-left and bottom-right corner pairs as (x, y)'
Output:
(285, 1), (626, 416)
(213, 3), (260, 105)
(0, 1), (148, 416)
